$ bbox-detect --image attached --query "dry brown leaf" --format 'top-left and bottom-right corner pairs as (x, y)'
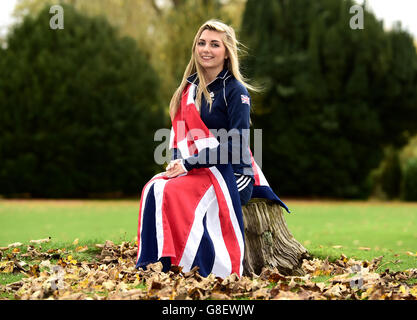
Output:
(75, 245), (88, 253)
(30, 237), (51, 244)
(315, 282), (326, 292)
(2, 239), (416, 301)
(251, 288), (270, 299)
(102, 280), (116, 291)
(323, 283), (343, 298)
(8, 242), (23, 248)
(209, 292), (231, 300)
(272, 291), (301, 300)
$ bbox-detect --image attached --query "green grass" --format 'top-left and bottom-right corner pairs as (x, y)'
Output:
(1, 199), (416, 274)
(0, 199), (140, 291)
(285, 200), (417, 271)
(0, 200), (139, 246)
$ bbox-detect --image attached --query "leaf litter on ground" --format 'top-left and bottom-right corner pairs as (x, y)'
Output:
(0, 239), (416, 300)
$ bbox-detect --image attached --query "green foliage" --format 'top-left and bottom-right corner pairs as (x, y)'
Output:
(240, 0), (417, 198)
(402, 158), (417, 201)
(13, 0), (246, 118)
(380, 148), (402, 199)
(0, 4), (164, 198)
(369, 146), (402, 199)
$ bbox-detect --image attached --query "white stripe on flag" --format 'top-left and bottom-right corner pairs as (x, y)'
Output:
(179, 185), (216, 272)
(169, 126), (175, 150)
(177, 138), (190, 158)
(209, 167), (244, 275)
(206, 197), (232, 278)
(254, 161), (269, 186)
(153, 178), (169, 260)
(137, 173), (165, 262)
(187, 84), (197, 106)
(194, 137), (219, 152)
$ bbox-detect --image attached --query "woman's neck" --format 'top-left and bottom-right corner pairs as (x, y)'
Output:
(202, 66), (223, 85)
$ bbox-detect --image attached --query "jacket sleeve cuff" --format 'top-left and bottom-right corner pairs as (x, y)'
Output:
(180, 159), (189, 173)
(182, 158), (193, 172)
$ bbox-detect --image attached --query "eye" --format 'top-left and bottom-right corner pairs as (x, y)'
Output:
(197, 41), (205, 46)
(211, 43), (220, 47)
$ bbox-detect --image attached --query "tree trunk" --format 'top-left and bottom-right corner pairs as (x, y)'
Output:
(242, 199), (310, 276)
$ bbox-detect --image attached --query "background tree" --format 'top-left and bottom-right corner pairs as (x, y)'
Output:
(240, 0), (417, 198)
(7, 0), (417, 199)
(0, 4), (163, 198)
(13, 0), (246, 118)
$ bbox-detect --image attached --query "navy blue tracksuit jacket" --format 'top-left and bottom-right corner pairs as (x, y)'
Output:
(171, 67), (254, 183)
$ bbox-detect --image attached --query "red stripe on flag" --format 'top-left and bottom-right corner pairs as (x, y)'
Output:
(207, 170), (242, 275)
(249, 149), (260, 186)
(160, 170), (213, 264)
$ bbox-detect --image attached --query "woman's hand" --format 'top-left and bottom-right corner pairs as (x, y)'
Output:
(165, 159), (186, 178)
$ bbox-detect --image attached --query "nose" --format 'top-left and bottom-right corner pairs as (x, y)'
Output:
(202, 43), (210, 53)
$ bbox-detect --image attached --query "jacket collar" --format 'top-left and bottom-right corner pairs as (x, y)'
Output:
(186, 67), (229, 87)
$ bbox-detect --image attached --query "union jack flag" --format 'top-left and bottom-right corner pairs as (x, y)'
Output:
(241, 94), (250, 105)
(136, 83), (288, 278)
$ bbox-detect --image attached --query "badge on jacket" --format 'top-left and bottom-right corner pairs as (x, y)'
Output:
(241, 95), (250, 105)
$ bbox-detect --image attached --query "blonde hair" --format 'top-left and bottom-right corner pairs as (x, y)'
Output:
(169, 19), (257, 119)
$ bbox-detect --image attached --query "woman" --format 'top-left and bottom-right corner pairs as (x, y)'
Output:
(136, 20), (288, 278)
(166, 19), (256, 206)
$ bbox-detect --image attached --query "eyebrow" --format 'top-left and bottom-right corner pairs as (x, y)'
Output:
(198, 39), (221, 43)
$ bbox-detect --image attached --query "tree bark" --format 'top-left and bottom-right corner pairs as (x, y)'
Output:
(242, 199), (310, 276)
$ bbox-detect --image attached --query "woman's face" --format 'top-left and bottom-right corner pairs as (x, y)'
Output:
(195, 29), (228, 73)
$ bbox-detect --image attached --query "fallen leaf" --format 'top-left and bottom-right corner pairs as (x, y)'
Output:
(29, 264), (40, 277)
(3, 239), (415, 301)
(8, 242), (23, 248)
(410, 287), (417, 298)
(358, 247), (371, 251)
(315, 282), (326, 292)
(272, 291), (301, 300)
(39, 260), (51, 269)
(332, 245), (343, 249)
(30, 237), (51, 244)
(324, 284), (343, 298)
(72, 238), (79, 245)
(75, 245), (88, 253)
(405, 251), (417, 257)
(102, 280), (116, 291)
(0, 261), (14, 273)
(209, 292), (232, 300)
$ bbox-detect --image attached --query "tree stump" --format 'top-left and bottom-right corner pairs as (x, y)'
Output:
(242, 199), (310, 276)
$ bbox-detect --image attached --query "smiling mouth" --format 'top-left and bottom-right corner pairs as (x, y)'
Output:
(201, 56), (214, 60)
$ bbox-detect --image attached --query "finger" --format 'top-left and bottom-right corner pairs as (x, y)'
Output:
(169, 168), (181, 178)
(166, 160), (180, 171)
(166, 167), (178, 177)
